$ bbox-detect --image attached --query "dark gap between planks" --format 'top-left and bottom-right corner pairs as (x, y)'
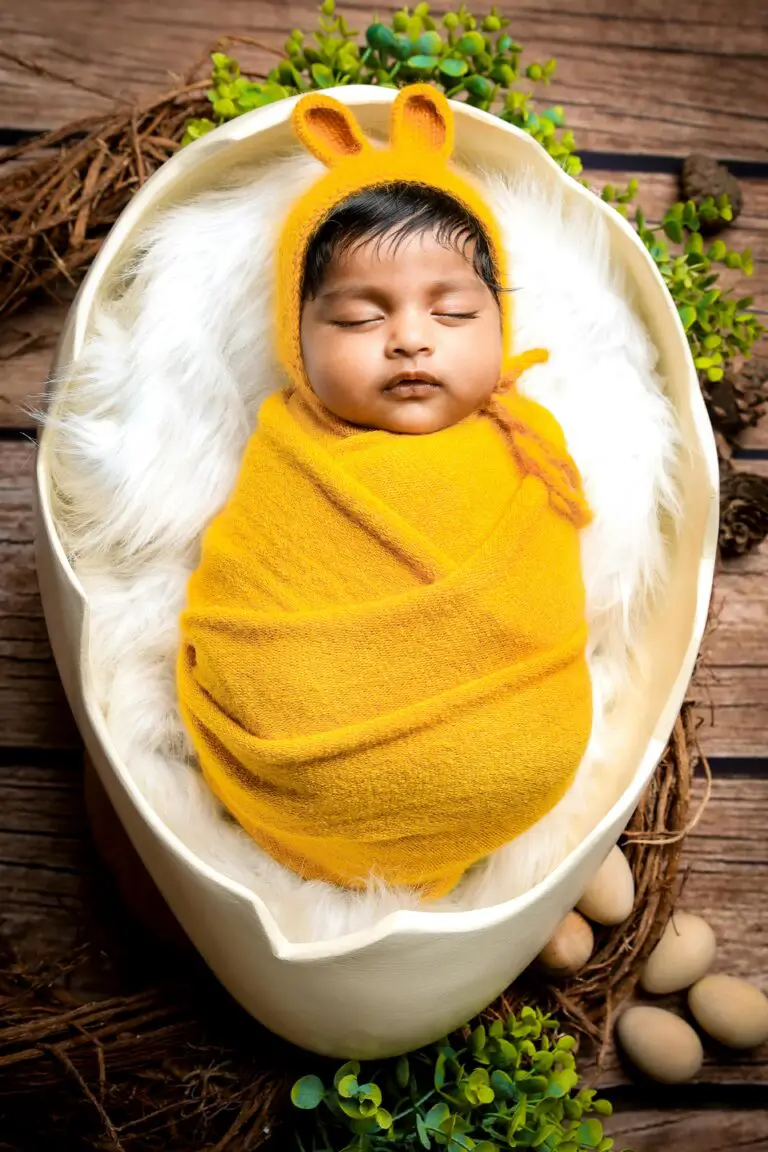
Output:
(0, 747), (83, 769)
(609, 1083), (768, 1110)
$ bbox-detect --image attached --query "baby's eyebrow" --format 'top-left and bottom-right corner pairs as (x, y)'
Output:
(319, 277), (484, 302)
(318, 285), (379, 301)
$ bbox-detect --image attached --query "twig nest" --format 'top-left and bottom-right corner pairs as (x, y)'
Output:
(576, 846), (635, 925)
(688, 974), (768, 1049)
(616, 1006), (704, 1083)
(719, 465), (768, 558)
(680, 154), (743, 233)
(537, 911), (594, 975)
(639, 911), (717, 995)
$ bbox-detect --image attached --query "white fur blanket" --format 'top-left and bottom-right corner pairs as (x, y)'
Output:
(46, 150), (679, 942)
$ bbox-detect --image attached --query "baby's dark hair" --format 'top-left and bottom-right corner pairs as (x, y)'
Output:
(301, 181), (500, 303)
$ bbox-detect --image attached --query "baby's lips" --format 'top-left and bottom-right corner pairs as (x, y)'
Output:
(384, 380), (444, 399)
(383, 370), (443, 391)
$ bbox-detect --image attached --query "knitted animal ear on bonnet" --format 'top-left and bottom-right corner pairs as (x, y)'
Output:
(276, 84), (591, 528)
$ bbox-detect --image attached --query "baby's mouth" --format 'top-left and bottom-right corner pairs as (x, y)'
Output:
(383, 372), (443, 398)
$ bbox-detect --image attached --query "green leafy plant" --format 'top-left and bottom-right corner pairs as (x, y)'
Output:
(181, 1), (764, 378)
(633, 199), (759, 382)
(182, 2), (578, 174)
(290, 1007), (628, 1151)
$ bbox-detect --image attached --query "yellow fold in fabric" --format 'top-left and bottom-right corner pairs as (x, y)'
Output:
(178, 388), (592, 898)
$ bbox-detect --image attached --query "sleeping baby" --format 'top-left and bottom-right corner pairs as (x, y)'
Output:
(177, 84), (593, 899)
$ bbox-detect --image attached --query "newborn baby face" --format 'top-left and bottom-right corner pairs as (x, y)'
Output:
(300, 229), (504, 434)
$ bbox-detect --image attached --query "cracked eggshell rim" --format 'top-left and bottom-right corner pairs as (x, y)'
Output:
(35, 86), (718, 1058)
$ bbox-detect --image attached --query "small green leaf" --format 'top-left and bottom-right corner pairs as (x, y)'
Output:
(413, 30), (443, 54)
(470, 1025), (487, 1055)
(291, 1075), (325, 1110)
(679, 305), (697, 331)
(464, 74), (494, 99)
(407, 53), (439, 69)
(366, 23), (399, 53)
(686, 231), (704, 256)
(579, 1118), (605, 1147)
(334, 1062), (361, 1090)
(490, 1069), (516, 1101)
(376, 1107), (393, 1130)
(338, 1098), (365, 1120)
(395, 1055), (410, 1090)
(440, 56), (469, 77)
(358, 1082), (382, 1107)
(338, 1075), (359, 1099)
(181, 117), (216, 146)
(425, 1102), (451, 1131)
(310, 62), (335, 87)
(494, 1038), (517, 1067)
(456, 30), (486, 55)
(663, 218), (684, 244)
(212, 97), (237, 118)
(417, 1114), (431, 1148)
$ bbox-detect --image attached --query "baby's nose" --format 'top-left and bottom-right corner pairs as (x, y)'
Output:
(387, 313), (434, 358)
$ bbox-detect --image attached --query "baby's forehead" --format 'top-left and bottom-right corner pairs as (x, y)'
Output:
(326, 227), (482, 284)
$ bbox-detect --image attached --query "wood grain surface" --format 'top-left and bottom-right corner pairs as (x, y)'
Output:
(2, 0), (768, 157)
(607, 1108), (768, 1152)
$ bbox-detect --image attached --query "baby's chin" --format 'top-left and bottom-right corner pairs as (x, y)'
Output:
(375, 406), (461, 435)
(347, 394), (483, 436)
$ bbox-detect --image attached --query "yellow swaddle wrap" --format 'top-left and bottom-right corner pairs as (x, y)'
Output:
(177, 86), (593, 898)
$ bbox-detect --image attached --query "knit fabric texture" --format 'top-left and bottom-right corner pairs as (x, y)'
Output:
(176, 86), (593, 896)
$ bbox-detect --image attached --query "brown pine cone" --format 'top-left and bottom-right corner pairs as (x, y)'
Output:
(719, 467), (768, 558)
(701, 361), (768, 445)
(680, 154), (743, 234)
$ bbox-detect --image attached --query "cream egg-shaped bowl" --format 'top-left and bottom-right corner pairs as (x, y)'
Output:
(35, 86), (717, 1060)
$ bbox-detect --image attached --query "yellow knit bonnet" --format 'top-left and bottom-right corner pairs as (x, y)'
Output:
(275, 84), (591, 528)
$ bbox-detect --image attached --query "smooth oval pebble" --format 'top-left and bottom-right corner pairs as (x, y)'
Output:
(577, 845), (635, 925)
(640, 912), (717, 994)
(688, 974), (768, 1049)
(537, 911), (594, 975)
(616, 1006), (703, 1084)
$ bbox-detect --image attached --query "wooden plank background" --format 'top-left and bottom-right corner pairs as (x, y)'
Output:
(1, 2), (767, 1149)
